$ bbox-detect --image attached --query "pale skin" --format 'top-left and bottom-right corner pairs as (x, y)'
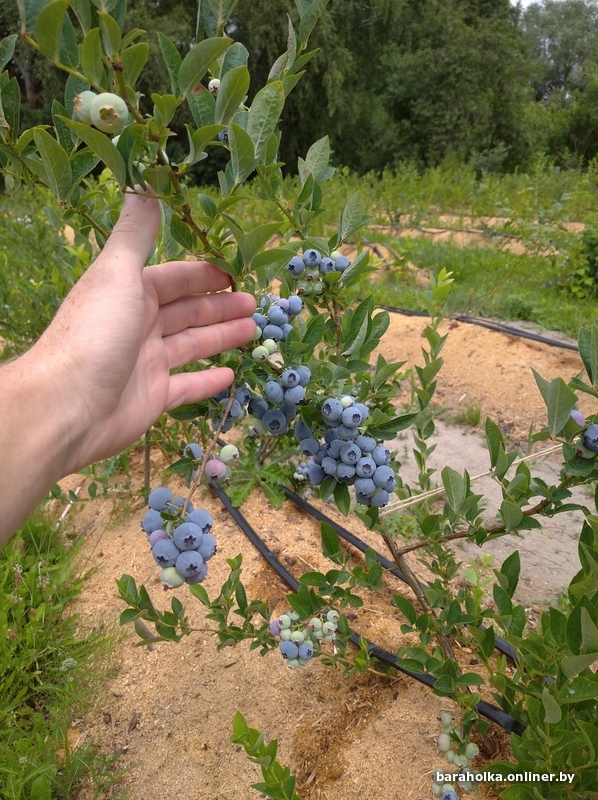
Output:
(0, 192), (257, 546)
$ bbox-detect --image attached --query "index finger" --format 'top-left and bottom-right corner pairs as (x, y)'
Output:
(144, 260), (233, 305)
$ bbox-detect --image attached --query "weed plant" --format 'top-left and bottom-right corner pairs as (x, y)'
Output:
(0, 514), (120, 800)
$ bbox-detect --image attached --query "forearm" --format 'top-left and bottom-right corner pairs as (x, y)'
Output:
(0, 350), (76, 546)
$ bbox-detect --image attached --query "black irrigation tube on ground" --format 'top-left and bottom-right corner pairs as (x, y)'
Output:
(282, 487), (519, 664)
(375, 304), (579, 352)
(209, 480), (526, 736)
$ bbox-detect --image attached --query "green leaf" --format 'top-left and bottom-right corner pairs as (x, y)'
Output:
(541, 687), (561, 723)
(303, 314), (325, 350)
(333, 481), (350, 516)
(35, 0), (70, 62)
(241, 222), (281, 266)
(544, 377), (578, 436)
(500, 500), (524, 532)
(58, 115), (126, 187)
(342, 305), (369, 356)
(499, 550), (520, 598)
(441, 466), (466, 513)
(581, 606), (598, 651)
(30, 774), (52, 800)
(248, 81), (285, 160)
(320, 521), (343, 564)
(560, 653), (598, 680)
(298, 0), (330, 45)
(98, 10), (122, 59)
(368, 412), (418, 439)
(579, 326), (598, 388)
(157, 32), (182, 97)
(221, 41), (249, 76)
(80, 27), (105, 87)
(169, 215), (197, 252)
(228, 121), (256, 185)
(299, 135), (331, 184)
(0, 35), (18, 73)
(0, 77), (21, 144)
(122, 42), (149, 87)
(485, 417), (504, 469)
(215, 64), (249, 124)
(33, 129), (72, 201)
(340, 192), (369, 241)
(393, 594), (417, 625)
(178, 37), (233, 99)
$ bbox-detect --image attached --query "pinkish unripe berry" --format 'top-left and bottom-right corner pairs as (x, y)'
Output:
(205, 459), (228, 480)
(90, 92), (129, 134)
(571, 409), (585, 427)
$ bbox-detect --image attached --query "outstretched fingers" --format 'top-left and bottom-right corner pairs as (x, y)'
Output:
(145, 260), (235, 306)
(165, 367), (236, 411)
(158, 290), (256, 337)
(162, 316), (257, 369)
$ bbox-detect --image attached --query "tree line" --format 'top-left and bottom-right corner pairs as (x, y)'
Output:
(3, 0), (598, 178)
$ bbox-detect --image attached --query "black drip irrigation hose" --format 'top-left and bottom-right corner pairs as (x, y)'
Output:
(282, 486), (519, 664)
(209, 480), (526, 736)
(375, 304), (579, 352)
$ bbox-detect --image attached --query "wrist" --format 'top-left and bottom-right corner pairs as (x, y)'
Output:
(0, 348), (80, 543)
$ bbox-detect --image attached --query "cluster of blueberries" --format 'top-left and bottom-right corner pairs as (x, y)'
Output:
(141, 484), (217, 588)
(286, 248), (351, 298)
(294, 396), (397, 508)
(248, 366), (312, 437)
(427, 713), (480, 797)
(269, 609), (339, 668)
(251, 294), (305, 361)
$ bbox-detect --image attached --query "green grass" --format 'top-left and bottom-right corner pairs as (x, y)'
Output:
(0, 514), (123, 800)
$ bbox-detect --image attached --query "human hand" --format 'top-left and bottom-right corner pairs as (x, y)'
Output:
(32, 191), (257, 474)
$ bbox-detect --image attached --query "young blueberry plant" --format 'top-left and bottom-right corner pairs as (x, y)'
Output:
(4, 2), (598, 798)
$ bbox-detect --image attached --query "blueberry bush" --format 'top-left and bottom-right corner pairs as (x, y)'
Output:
(2, 1), (598, 798)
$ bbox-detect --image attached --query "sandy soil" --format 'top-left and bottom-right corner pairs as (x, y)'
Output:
(60, 311), (594, 800)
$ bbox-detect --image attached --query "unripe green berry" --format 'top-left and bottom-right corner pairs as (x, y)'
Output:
(326, 609), (339, 624)
(160, 566), (185, 588)
(289, 610), (301, 621)
(262, 338), (278, 355)
(220, 444), (239, 465)
(290, 630), (305, 644)
(309, 617), (322, 630)
(313, 281), (325, 295)
(464, 742), (479, 759)
(437, 733), (451, 752)
(340, 395), (354, 409)
(90, 92), (129, 133)
(208, 77), (220, 94)
(278, 613), (291, 629)
(252, 345), (270, 361)
(73, 90), (97, 125)
(297, 281), (313, 296)
(279, 628), (292, 640)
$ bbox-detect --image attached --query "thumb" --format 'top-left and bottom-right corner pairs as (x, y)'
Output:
(99, 191), (160, 270)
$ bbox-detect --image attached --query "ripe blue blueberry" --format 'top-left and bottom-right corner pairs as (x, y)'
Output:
(298, 642), (314, 659)
(234, 385), (252, 405)
(441, 792), (458, 800)
(286, 256), (305, 276)
(198, 533), (217, 560)
(355, 435), (376, 453)
(315, 445), (329, 463)
(281, 369), (301, 388)
(262, 324), (284, 342)
(184, 442), (203, 460)
(281, 323), (293, 340)
(279, 640), (299, 659)
(372, 445), (391, 466)
(340, 442), (362, 465)
(321, 456), (338, 475)
(337, 424), (359, 441)
(334, 255), (350, 271)
(336, 463), (356, 483)
(185, 508), (214, 534)
(355, 457), (377, 478)
(307, 462), (325, 485)
(324, 427), (339, 444)
(302, 248), (321, 266)
(142, 509), (164, 534)
(264, 381), (285, 405)
(319, 257), (335, 274)
(280, 401), (298, 420)
(294, 420), (312, 441)
(373, 465), (395, 489)
(267, 305), (289, 327)
(321, 398), (343, 423)
(248, 396), (269, 419)
(262, 409), (288, 435)
(327, 439), (344, 459)
(175, 550), (204, 577)
(218, 128), (229, 143)
(148, 486), (173, 511)
(166, 496), (194, 514)
(284, 385), (306, 404)
(152, 539), (181, 567)
(173, 522), (203, 551)
(370, 490), (390, 507)
(252, 312), (268, 330)
(185, 562), (209, 584)
(582, 423), (598, 452)
(287, 295), (304, 316)
(354, 477), (377, 497)
(300, 437), (320, 456)
(341, 407), (364, 428)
